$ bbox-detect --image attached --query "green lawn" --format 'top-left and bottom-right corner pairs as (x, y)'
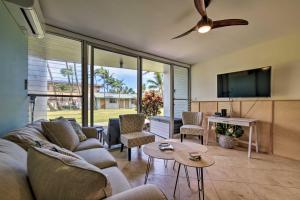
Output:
(47, 108), (137, 126)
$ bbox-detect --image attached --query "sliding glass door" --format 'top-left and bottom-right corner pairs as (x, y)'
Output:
(173, 66), (189, 118)
(89, 47), (138, 126)
(28, 31), (190, 134)
(142, 59), (171, 138)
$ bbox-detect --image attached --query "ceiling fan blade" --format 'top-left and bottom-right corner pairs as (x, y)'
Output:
(172, 26), (197, 39)
(205, 0), (213, 8)
(212, 19), (249, 29)
(194, 0), (207, 17)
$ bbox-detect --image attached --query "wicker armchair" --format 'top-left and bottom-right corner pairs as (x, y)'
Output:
(180, 112), (205, 144)
(119, 114), (155, 161)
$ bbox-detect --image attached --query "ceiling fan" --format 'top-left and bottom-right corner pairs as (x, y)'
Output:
(173, 0), (249, 39)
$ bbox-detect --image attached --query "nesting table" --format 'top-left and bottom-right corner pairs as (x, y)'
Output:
(174, 151), (214, 200)
(143, 140), (214, 200)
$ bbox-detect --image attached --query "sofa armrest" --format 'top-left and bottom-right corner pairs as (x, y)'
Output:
(104, 184), (167, 200)
(82, 127), (98, 139)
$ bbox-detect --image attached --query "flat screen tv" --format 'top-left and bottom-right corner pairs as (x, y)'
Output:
(217, 67), (271, 98)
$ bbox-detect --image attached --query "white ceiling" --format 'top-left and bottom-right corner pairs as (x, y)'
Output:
(39, 0), (300, 64)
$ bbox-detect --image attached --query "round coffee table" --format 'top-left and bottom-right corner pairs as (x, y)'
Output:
(143, 140), (208, 185)
(174, 151), (215, 200)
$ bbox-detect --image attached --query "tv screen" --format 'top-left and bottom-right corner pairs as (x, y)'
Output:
(217, 67), (271, 98)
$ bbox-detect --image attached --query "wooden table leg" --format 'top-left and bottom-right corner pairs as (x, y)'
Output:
(206, 121), (210, 145)
(255, 124), (259, 153)
(248, 126), (253, 158)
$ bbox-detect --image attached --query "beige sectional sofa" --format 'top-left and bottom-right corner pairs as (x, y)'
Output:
(0, 122), (167, 200)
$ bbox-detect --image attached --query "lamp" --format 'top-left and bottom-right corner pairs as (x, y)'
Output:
(197, 17), (213, 34)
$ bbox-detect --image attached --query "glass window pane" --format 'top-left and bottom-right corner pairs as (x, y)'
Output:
(142, 59), (170, 118)
(90, 48), (137, 126)
(28, 33), (82, 96)
(28, 33), (82, 122)
(30, 96), (82, 124)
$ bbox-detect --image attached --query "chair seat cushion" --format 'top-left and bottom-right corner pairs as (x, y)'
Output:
(75, 138), (103, 151)
(101, 167), (131, 195)
(75, 148), (117, 169)
(120, 131), (155, 148)
(180, 125), (204, 135)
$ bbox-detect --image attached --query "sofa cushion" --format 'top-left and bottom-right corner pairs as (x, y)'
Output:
(42, 119), (80, 151)
(36, 142), (83, 160)
(4, 127), (49, 150)
(104, 184), (167, 200)
(28, 147), (111, 200)
(51, 117), (87, 142)
(26, 119), (48, 135)
(75, 138), (103, 151)
(75, 148), (117, 169)
(0, 139), (34, 200)
(101, 167), (131, 195)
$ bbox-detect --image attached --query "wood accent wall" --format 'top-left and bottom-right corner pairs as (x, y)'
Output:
(191, 100), (300, 160)
(273, 101), (300, 160)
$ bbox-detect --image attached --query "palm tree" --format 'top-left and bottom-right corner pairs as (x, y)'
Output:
(111, 79), (125, 108)
(73, 63), (81, 94)
(47, 61), (61, 110)
(61, 64), (74, 109)
(94, 67), (110, 96)
(147, 72), (163, 94)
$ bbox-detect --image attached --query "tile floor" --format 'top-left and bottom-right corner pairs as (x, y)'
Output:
(110, 138), (300, 200)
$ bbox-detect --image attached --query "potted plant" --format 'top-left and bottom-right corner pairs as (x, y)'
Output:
(215, 123), (244, 149)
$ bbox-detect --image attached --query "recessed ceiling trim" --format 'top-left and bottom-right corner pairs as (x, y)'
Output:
(46, 24), (191, 68)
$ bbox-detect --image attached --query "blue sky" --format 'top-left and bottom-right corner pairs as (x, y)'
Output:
(48, 60), (157, 92)
(104, 67), (156, 91)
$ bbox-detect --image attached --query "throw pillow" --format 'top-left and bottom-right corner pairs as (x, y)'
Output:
(69, 121), (87, 142)
(27, 147), (111, 200)
(42, 119), (79, 151)
(52, 117), (87, 142)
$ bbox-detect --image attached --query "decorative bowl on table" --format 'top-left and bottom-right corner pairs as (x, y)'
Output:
(158, 142), (174, 151)
(189, 152), (202, 161)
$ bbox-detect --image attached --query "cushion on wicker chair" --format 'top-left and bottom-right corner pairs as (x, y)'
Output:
(120, 131), (155, 148)
(180, 125), (204, 135)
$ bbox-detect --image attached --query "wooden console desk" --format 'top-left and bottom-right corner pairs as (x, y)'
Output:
(207, 116), (258, 158)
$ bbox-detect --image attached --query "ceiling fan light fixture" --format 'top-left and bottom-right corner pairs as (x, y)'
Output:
(198, 25), (211, 33)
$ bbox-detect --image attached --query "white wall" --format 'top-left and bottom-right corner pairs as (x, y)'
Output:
(191, 32), (300, 101)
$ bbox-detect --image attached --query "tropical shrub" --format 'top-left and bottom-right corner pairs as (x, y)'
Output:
(215, 123), (244, 138)
(142, 90), (163, 118)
